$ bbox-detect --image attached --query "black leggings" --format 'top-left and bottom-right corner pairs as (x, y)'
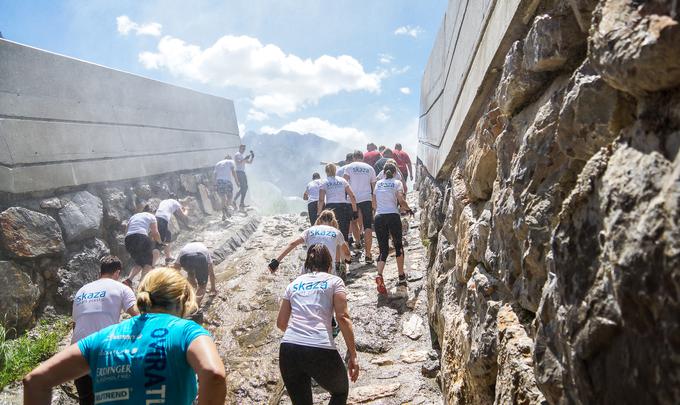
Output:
(325, 203), (351, 242)
(308, 201), (319, 226)
(279, 343), (348, 405)
(234, 171), (248, 205)
(374, 213), (403, 262)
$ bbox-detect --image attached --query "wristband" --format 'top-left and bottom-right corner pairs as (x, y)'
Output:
(268, 258), (280, 271)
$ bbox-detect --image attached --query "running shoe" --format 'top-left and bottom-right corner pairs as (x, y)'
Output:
(375, 275), (387, 295)
(397, 274), (408, 286)
(354, 241), (363, 250)
(364, 255), (374, 265)
(164, 257), (174, 265)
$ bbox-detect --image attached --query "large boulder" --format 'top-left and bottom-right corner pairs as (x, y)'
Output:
(523, 13), (585, 72)
(58, 191), (103, 243)
(0, 207), (65, 258)
(0, 261), (41, 333)
(589, 0), (680, 96)
(557, 61), (636, 160)
(100, 187), (131, 229)
(495, 41), (548, 115)
(56, 238), (110, 306)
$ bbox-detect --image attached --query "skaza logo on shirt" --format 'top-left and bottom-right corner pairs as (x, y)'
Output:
(351, 167), (371, 174)
(326, 181), (344, 188)
(308, 229), (337, 238)
(378, 182), (397, 189)
(75, 290), (107, 303)
(292, 280), (329, 292)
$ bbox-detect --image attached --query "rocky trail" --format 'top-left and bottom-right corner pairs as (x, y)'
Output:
(202, 193), (442, 404)
(1, 194), (443, 405)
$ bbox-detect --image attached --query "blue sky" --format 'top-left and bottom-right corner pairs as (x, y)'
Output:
(1, 0), (446, 153)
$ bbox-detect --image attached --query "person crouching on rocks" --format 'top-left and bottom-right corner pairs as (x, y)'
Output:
(373, 162), (414, 295)
(123, 205), (162, 286)
(23, 268), (227, 405)
(155, 194), (190, 264)
(276, 244), (359, 405)
(173, 241), (216, 305)
(268, 209), (351, 279)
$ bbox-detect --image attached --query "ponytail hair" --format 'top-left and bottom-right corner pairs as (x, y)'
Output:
(137, 267), (197, 318)
(384, 162), (397, 179)
(304, 244), (333, 273)
(315, 209), (339, 229)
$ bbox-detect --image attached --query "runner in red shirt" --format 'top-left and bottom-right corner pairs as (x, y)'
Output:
(393, 143), (412, 181)
(363, 143), (382, 167)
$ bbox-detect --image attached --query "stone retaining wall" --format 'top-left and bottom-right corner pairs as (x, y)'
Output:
(0, 170), (229, 335)
(417, 0), (680, 403)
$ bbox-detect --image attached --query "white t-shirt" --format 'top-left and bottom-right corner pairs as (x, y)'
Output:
(305, 180), (322, 203)
(175, 242), (212, 264)
(234, 151), (247, 172)
(320, 176), (350, 204)
(214, 159), (236, 182)
(281, 272), (346, 350)
(155, 199), (181, 221)
(300, 225), (345, 266)
(126, 212), (157, 236)
(374, 178), (404, 215)
(343, 162), (376, 203)
(377, 169), (403, 182)
(72, 278), (136, 343)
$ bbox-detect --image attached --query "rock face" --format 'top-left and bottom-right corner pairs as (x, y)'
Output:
(58, 191), (103, 243)
(418, 1), (680, 404)
(0, 261), (41, 332)
(0, 207), (65, 258)
(56, 238), (110, 306)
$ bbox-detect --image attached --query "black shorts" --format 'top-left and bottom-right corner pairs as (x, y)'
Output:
(124, 233), (154, 267)
(357, 201), (373, 230)
(156, 217), (171, 243)
(180, 253), (209, 287)
(216, 179), (234, 196)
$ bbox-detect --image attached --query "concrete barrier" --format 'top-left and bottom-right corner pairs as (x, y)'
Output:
(418, 0), (537, 178)
(0, 39), (240, 194)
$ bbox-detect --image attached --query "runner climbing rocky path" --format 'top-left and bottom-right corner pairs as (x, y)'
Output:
(202, 193), (443, 404)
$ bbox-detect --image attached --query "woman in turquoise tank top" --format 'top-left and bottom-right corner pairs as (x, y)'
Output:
(23, 268), (226, 405)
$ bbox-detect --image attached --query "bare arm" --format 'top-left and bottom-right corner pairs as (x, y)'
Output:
(334, 292), (359, 382)
(397, 192), (410, 212)
(149, 222), (161, 243)
(186, 336), (227, 405)
(341, 242), (351, 262)
(273, 238), (304, 267)
(318, 189), (326, 213)
(303, 190), (309, 201)
(277, 299), (292, 331)
(208, 263), (216, 292)
(345, 186), (357, 213)
(23, 344), (90, 405)
(232, 168), (239, 187)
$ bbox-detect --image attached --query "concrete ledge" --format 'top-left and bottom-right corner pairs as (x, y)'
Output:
(418, 0), (530, 178)
(0, 39), (240, 193)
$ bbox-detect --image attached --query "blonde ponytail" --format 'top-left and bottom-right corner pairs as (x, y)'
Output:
(137, 267), (198, 317)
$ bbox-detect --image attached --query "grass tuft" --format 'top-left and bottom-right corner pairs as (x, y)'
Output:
(0, 317), (70, 389)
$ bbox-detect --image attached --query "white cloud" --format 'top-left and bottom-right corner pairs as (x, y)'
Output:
(137, 34), (381, 116)
(378, 53), (393, 64)
(247, 109), (269, 122)
(375, 106), (391, 122)
(260, 117), (367, 148)
(400, 87), (411, 95)
(116, 15), (162, 37)
(394, 25), (424, 38)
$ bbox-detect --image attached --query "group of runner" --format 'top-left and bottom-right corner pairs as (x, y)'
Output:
(23, 142), (415, 405)
(213, 144), (255, 220)
(273, 142), (414, 294)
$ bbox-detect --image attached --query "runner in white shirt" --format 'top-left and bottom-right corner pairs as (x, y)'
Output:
(336, 153), (362, 251)
(276, 244), (359, 404)
(155, 195), (190, 263)
(173, 242), (215, 305)
(303, 173), (323, 226)
(123, 205), (162, 286)
(342, 150), (377, 264)
(372, 162), (414, 295)
(233, 144), (255, 210)
(268, 210), (351, 278)
(318, 163), (358, 245)
(71, 255), (139, 404)
(214, 155), (239, 220)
